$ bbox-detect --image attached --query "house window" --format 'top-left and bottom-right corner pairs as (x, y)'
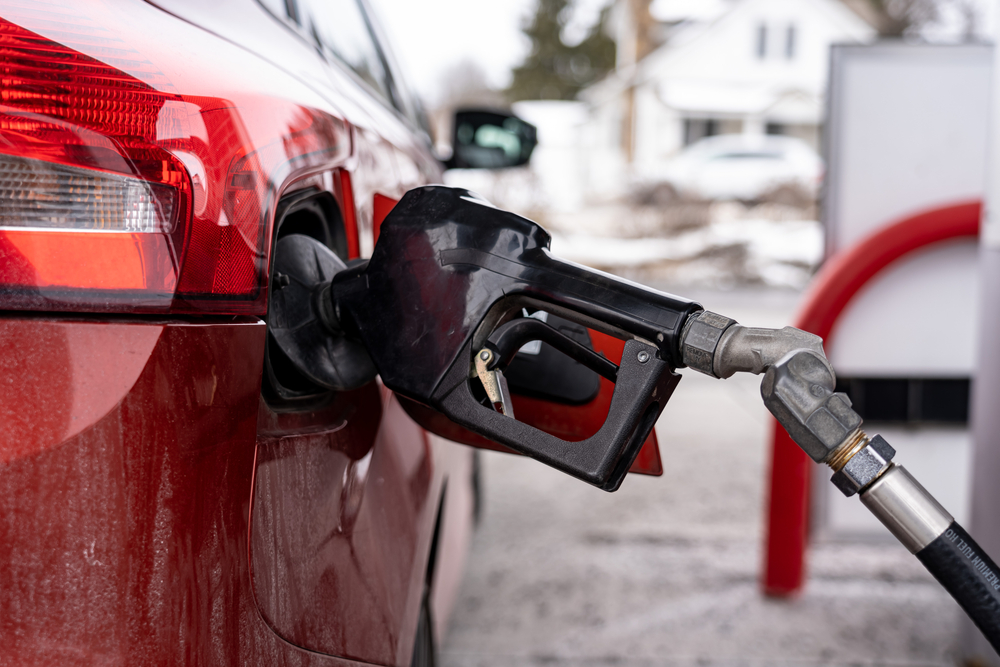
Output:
(756, 23), (767, 59)
(684, 118), (719, 146)
(786, 25), (797, 59)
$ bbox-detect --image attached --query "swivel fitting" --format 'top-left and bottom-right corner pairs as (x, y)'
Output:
(680, 310), (826, 379)
(680, 311), (863, 465)
(760, 348), (862, 464)
(680, 311), (737, 376)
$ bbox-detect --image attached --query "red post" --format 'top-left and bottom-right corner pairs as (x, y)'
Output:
(762, 201), (981, 596)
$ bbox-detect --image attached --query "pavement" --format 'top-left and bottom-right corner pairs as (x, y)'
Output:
(439, 286), (963, 667)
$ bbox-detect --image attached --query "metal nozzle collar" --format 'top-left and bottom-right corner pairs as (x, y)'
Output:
(680, 311), (736, 377)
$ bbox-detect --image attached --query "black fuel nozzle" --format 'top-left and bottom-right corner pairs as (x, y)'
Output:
(267, 185), (862, 492)
(325, 185), (704, 490)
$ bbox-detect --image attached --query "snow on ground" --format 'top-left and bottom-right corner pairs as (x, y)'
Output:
(444, 169), (824, 289)
(545, 203), (823, 290)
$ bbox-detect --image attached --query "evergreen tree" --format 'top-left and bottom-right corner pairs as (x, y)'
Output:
(506, 0), (616, 102)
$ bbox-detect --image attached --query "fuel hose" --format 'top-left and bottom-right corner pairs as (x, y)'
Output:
(860, 464), (1000, 650)
(678, 313), (1000, 651)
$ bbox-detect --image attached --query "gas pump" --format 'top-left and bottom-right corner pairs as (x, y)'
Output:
(270, 184), (1000, 651)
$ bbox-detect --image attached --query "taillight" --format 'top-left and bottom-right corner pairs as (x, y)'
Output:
(0, 11), (349, 314)
(0, 16), (196, 310)
(1, 156), (177, 233)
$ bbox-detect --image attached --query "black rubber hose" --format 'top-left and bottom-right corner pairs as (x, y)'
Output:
(917, 522), (1000, 651)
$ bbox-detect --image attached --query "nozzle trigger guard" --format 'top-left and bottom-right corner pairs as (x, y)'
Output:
(442, 337), (679, 491)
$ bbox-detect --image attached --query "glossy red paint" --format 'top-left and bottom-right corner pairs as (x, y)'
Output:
(0, 317), (455, 665)
(0, 319), (273, 663)
(372, 193), (399, 246)
(762, 201), (981, 597)
(252, 389), (439, 664)
(337, 169), (363, 259)
(0, 1), (468, 664)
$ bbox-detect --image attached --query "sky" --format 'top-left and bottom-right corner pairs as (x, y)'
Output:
(368, 0), (611, 104)
(369, 0), (998, 105)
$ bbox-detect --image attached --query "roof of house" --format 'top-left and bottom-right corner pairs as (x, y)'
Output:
(581, 0), (876, 112)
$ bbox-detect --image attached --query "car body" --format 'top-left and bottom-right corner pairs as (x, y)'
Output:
(0, 1), (471, 664)
(0, 2), (666, 664)
(653, 133), (823, 202)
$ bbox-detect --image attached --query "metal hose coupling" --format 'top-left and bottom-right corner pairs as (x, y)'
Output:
(680, 311), (860, 463)
(680, 311), (885, 494)
(862, 463), (953, 553)
(827, 430), (895, 496)
(825, 431), (952, 553)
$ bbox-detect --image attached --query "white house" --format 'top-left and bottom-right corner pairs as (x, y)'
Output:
(580, 0), (876, 199)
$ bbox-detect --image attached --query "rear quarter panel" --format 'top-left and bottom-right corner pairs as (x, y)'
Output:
(0, 0), (469, 664)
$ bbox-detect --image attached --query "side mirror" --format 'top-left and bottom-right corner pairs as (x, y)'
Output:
(446, 108), (537, 170)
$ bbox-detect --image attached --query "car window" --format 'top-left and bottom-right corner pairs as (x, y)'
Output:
(257, 0), (292, 20)
(292, 0), (396, 107)
(712, 151), (784, 160)
(362, 0), (433, 136)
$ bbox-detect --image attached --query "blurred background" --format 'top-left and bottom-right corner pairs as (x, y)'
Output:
(370, 0), (998, 664)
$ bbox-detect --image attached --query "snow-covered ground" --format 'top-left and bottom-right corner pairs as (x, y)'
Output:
(445, 168), (824, 289)
(547, 205), (823, 289)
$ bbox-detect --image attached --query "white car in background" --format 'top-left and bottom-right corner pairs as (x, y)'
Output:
(654, 134), (824, 202)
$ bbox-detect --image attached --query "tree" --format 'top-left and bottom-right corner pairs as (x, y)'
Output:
(850, 0), (979, 39)
(863, 0), (939, 35)
(505, 0), (616, 102)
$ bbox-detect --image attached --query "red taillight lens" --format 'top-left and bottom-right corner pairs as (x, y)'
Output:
(0, 154), (181, 296)
(0, 12), (348, 314)
(0, 17), (196, 310)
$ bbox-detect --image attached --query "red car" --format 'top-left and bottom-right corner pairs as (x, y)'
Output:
(0, 1), (661, 664)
